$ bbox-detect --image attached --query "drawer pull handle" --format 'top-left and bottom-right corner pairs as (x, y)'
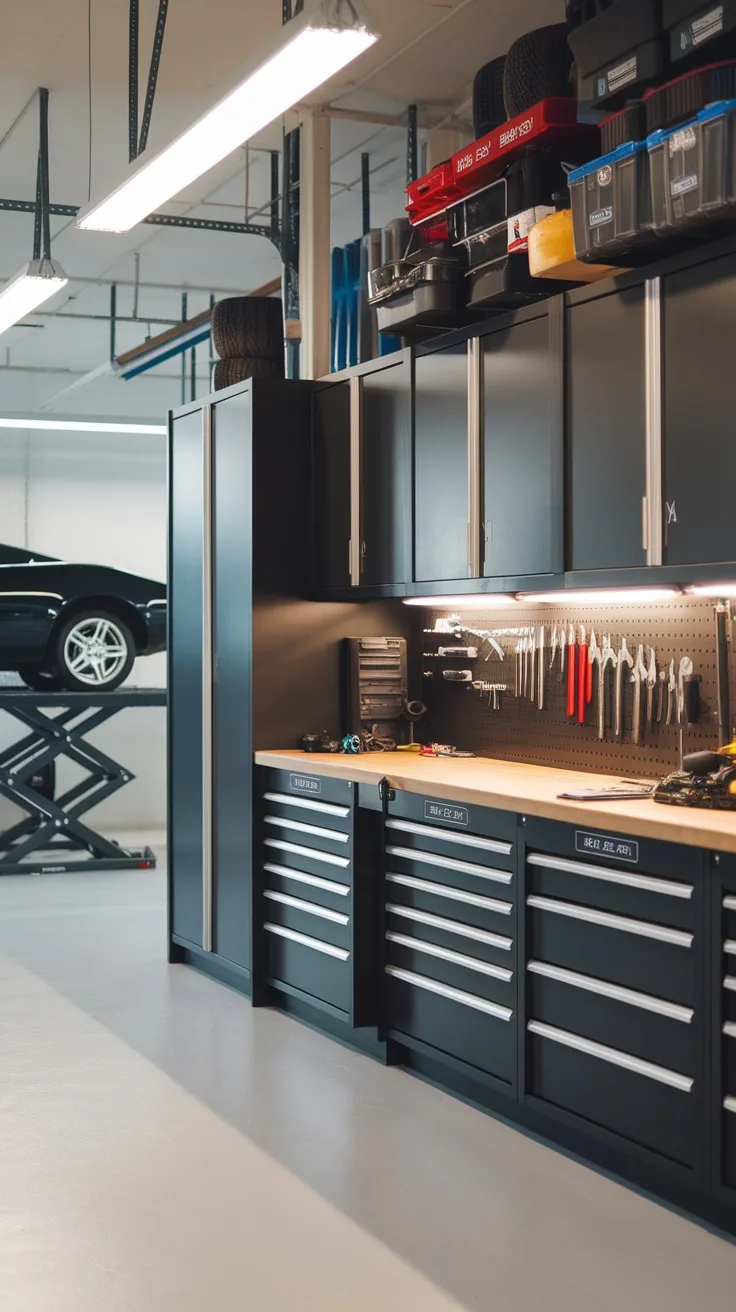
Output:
(726, 940), (736, 957)
(386, 965), (513, 1021)
(528, 1020), (694, 1093)
(265, 922), (349, 961)
(527, 894), (693, 947)
(263, 889), (349, 926)
(527, 853), (693, 900)
(387, 931), (513, 981)
(264, 838), (350, 869)
(724, 976), (736, 993)
(388, 871), (513, 916)
(263, 791), (350, 818)
(386, 818), (513, 856)
(724, 1022), (736, 1041)
(264, 815), (350, 843)
(725, 1096), (736, 1116)
(527, 960), (694, 1023)
(263, 862), (350, 897)
(386, 844), (512, 885)
(386, 903), (512, 951)
(723, 896), (736, 912)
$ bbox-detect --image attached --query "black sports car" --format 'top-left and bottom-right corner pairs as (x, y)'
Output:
(0, 543), (166, 692)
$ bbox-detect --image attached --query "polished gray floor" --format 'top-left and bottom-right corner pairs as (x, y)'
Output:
(0, 863), (734, 1311)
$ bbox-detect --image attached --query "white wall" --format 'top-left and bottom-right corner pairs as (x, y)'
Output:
(0, 427), (167, 842)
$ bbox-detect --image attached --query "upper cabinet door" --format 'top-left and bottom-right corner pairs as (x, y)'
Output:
(414, 342), (470, 583)
(664, 253), (736, 567)
(312, 381), (351, 590)
(361, 357), (411, 588)
(567, 286), (647, 571)
(483, 312), (562, 579)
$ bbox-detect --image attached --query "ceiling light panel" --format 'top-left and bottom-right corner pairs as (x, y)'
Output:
(0, 261), (68, 339)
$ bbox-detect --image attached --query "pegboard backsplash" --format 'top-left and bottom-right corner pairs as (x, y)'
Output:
(419, 599), (732, 779)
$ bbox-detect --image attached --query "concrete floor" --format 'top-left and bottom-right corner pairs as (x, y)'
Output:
(0, 864), (735, 1311)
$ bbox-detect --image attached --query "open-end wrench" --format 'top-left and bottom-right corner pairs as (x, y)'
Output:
(645, 647), (657, 736)
(678, 656), (694, 724)
(666, 658), (676, 726)
(597, 637), (617, 741)
(549, 623), (558, 671)
(614, 638), (633, 742)
(630, 644), (647, 746)
(538, 626), (546, 709)
(657, 667), (667, 723)
(559, 622), (567, 682)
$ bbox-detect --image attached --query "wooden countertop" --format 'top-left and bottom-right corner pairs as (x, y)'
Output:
(255, 749), (736, 854)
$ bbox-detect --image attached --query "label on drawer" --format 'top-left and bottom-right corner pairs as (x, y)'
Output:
(289, 773), (322, 796)
(575, 830), (639, 864)
(424, 800), (469, 827)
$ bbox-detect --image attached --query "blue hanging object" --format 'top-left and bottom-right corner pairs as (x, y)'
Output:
(340, 733), (361, 755)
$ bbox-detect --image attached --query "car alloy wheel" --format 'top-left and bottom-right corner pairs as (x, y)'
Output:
(62, 616), (131, 688)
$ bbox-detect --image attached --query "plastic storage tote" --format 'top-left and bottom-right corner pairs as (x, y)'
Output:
(569, 141), (653, 260)
(648, 97), (736, 230)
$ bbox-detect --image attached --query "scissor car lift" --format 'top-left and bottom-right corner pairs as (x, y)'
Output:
(0, 687), (166, 874)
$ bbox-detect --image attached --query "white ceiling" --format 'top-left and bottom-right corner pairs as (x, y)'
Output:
(0, 0), (561, 417)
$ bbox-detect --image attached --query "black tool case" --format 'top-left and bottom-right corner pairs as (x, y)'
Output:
(664, 0), (736, 63)
(568, 0), (667, 108)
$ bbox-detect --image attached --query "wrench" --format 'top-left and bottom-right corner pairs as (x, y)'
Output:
(666, 658), (676, 726)
(657, 667), (667, 723)
(630, 644), (647, 746)
(596, 637), (617, 742)
(678, 656), (694, 725)
(645, 647), (657, 736)
(614, 638), (633, 742)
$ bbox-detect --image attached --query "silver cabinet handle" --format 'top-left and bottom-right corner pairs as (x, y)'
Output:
(527, 852), (693, 900)
(386, 903), (512, 951)
(723, 895), (736, 912)
(388, 871), (512, 915)
(644, 276), (663, 567)
(263, 791), (350, 818)
(527, 960), (693, 1023)
(264, 815), (350, 843)
(264, 837), (350, 869)
(263, 889), (349, 926)
(467, 337), (483, 578)
(527, 894), (693, 947)
(724, 976), (736, 993)
(201, 403), (214, 953)
(725, 1096), (736, 1116)
(724, 1022), (736, 1041)
(264, 862), (349, 897)
(349, 374), (362, 586)
(386, 817), (512, 856)
(386, 965), (512, 1020)
(528, 1020), (693, 1093)
(726, 940), (736, 956)
(265, 922), (349, 961)
(387, 844), (512, 885)
(387, 931), (513, 981)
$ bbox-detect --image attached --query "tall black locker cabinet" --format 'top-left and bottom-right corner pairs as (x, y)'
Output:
(168, 377), (419, 988)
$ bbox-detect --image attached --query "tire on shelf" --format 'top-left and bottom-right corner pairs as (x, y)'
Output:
(473, 55), (507, 139)
(213, 356), (285, 390)
(211, 296), (284, 359)
(503, 23), (574, 119)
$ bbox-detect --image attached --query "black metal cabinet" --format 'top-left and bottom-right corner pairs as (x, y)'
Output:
(312, 352), (411, 595)
(414, 342), (470, 584)
(482, 309), (563, 579)
(711, 855), (736, 1205)
(663, 252), (736, 567)
(566, 285), (647, 572)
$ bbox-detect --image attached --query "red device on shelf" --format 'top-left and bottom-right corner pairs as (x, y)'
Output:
(406, 161), (460, 226)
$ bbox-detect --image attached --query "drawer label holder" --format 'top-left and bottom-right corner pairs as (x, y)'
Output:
(289, 773), (322, 796)
(575, 830), (639, 864)
(424, 800), (469, 827)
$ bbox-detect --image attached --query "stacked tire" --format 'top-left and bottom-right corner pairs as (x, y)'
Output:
(210, 296), (285, 390)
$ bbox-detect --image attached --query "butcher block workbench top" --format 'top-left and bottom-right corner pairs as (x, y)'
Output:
(255, 749), (736, 854)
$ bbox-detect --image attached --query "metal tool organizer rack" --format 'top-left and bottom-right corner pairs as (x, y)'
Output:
(0, 687), (166, 875)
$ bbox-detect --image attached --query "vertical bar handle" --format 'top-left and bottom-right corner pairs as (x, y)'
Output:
(349, 375), (362, 587)
(201, 404), (214, 953)
(467, 338), (483, 578)
(644, 278), (663, 567)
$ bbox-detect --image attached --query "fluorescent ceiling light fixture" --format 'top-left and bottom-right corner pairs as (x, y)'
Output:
(0, 418), (166, 435)
(686, 583), (736, 597)
(77, 0), (377, 233)
(0, 260), (68, 338)
(403, 595), (518, 608)
(519, 588), (680, 605)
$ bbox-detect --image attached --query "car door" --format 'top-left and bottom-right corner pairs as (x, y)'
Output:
(0, 563), (60, 661)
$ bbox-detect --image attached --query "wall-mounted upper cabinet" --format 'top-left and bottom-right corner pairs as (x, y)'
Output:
(312, 352), (411, 596)
(566, 284), (648, 573)
(663, 252), (736, 568)
(414, 341), (471, 584)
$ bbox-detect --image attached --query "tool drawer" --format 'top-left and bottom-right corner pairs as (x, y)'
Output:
(384, 791), (518, 1088)
(713, 858), (736, 1199)
(523, 819), (706, 1173)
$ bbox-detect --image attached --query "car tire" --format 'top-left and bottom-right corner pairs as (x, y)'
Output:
(473, 55), (507, 138)
(52, 611), (136, 692)
(213, 355), (284, 390)
(211, 297), (284, 359)
(503, 23), (574, 119)
(16, 666), (65, 692)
